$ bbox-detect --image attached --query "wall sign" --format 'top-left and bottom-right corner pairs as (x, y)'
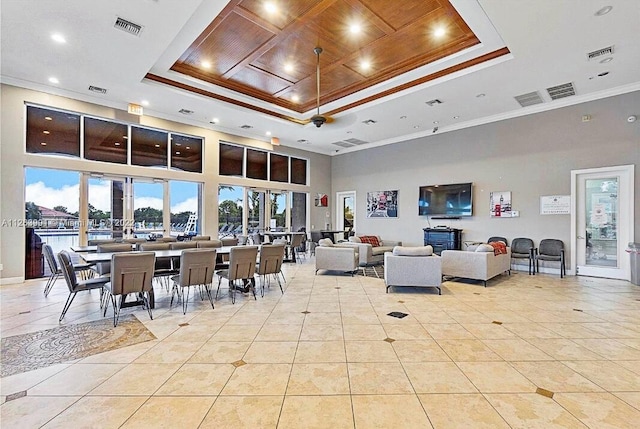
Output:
(540, 195), (570, 215)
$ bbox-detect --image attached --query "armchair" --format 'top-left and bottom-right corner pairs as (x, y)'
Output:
(315, 239), (359, 275)
(384, 247), (442, 294)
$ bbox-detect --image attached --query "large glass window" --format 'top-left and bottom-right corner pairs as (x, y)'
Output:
(171, 181), (202, 236)
(133, 180), (164, 238)
(26, 106), (80, 157)
(171, 134), (203, 173)
(291, 157), (307, 185)
(218, 185), (244, 237)
(270, 154), (289, 183)
(247, 149), (268, 180)
(131, 126), (167, 168)
(291, 192), (307, 232)
(84, 117), (128, 164)
(219, 143), (244, 176)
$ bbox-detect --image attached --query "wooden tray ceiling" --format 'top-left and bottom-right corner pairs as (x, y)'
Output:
(168, 0), (481, 115)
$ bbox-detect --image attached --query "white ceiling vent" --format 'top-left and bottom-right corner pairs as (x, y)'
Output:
(587, 46), (614, 60)
(344, 138), (369, 145)
(88, 85), (107, 94)
(547, 82), (576, 100)
(114, 17), (143, 36)
(178, 108), (194, 115)
(332, 141), (355, 148)
(425, 99), (443, 106)
(514, 91), (544, 107)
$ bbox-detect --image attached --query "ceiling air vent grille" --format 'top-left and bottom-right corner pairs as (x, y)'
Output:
(332, 141), (355, 148)
(547, 82), (575, 100)
(88, 85), (107, 94)
(240, 124), (253, 129)
(514, 91), (544, 107)
(587, 46), (614, 60)
(344, 138), (369, 145)
(178, 108), (194, 115)
(114, 17), (143, 36)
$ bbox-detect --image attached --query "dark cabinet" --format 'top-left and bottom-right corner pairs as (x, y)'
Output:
(423, 228), (462, 255)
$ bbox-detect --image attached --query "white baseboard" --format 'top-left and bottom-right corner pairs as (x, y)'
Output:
(1, 276), (25, 285)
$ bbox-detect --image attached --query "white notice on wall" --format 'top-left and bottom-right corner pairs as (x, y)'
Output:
(540, 195), (571, 215)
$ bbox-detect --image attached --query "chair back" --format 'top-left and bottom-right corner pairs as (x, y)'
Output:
(157, 236), (177, 243)
(123, 238), (147, 249)
(57, 250), (78, 291)
(43, 244), (59, 274)
(170, 241), (198, 250)
(109, 252), (155, 296)
(221, 237), (239, 246)
(488, 236), (508, 246)
(227, 246), (258, 281)
(257, 244), (285, 276)
(139, 242), (171, 251)
(290, 232), (305, 248)
(96, 243), (134, 275)
(176, 249), (216, 287)
(511, 238), (534, 255)
(88, 238), (117, 246)
(197, 239), (222, 248)
(250, 233), (263, 245)
(539, 239), (564, 257)
(191, 235), (211, 241)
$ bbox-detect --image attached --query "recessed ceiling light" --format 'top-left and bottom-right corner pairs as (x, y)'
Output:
(201, 60), (212, 69)
(45, 116), (53, 121)
(48, 77), (59, 84)
(360, 60), (371, 70)
(114, 142), (121, 146)
(123, 136), (128, 139)
(595, 5), (613, 16)
(43, 130), (50, 134)
(453, 116), (460, 119)
(433, 121), (439, 124)
(349, 23), (361, 34)
(51, 33), (66, 44)
(141, 100), (149, 106)
(284, 63), (294, 73)
(476, 93), (486, 98)
(346, 131), (353, 134)
(186, 146), (190, 150)
(176, 143), (181, 146)
(154, 144), (160, 148)
(413, 125), (420, 129)
(400, 116), (407, 119)
(264, 2), (277, 13)
(600, 57), (613, 63)
(211, 117), (219, 124)
(266, 131), (272, 136)
(434, 26), (446, 38)
(175, 151), (181, 155)
(291, 94), (300, 103)
(40, 142), (47, 146)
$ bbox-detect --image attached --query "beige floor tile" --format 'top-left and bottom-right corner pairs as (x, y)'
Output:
(571, 338), (640, 360)
(382, 323), (431, 340)
(562, 360), (640, 391)
(345, 340), (399, 362)
(155, 363), (234, 395)
(419, 393), (511, 429)
(613, 392), (640, 410)
(511, 361), (603, 392)
(286, 363), (350, 395)
(278, 395), (353, 429)
(243, 341), (298, 363)
(403, 362), (478, 393)
(210, 324), (262, 341)
(88, 363), (180, 395)
(162, 324), (217, 342)
(199, 396), (282, 428)
(616, 360), (640, 376)
(133, 341), (202, 364)
(120, 396), (215, 428)
(255, 323), (302, 341)
(348, 362), (414, 394)
(526, 338), (605, 360)
(299, 324), (344, 341)
(0, 363), (72, 397)
(392, 339), (451, 362)
(554, 392), (640, 429)
(425, 323), (475, 339)
(436, 339), (503, 362)
(482, 339), (554, 361)
(28, 363), (125, 395)
(0, 395), (80, 429)
(413, 310), (458, 324)
(79, 341), (157, 364)
(304, 312), (341, 325)
(343, 324), (387, 340)
(537, 323), (607, 339)
(486, 393), (588, 428)
(341, 311), (380, 324)
(295, 341), (346, 363)
(221, 363), (291, 395)
(458, 361), (536, 393)
(41, 396), (148, 429)
(461, 323), (518, 339)
(187, 340), (251, 363)
(352, 394), (432, 428)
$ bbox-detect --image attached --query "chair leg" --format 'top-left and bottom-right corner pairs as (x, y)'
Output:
(231, 280), (236, 304)
(143, 292), (153, 320)
(276, 274), (283, 294)
(59, 292), (77, 321)
(182, 286), (190, 315)
(204, 284), (215, 309)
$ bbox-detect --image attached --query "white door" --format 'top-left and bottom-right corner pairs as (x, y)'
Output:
(336, 191), (356, 238)
(572, 165), (634, 280)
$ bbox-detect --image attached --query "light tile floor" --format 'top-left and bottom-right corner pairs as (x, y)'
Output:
(2, 259), (640, 428)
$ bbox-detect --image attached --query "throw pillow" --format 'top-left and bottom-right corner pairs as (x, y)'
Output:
(318, 238), (333, 247)
(392, 245), (433, 256)
(489, 241), (508, 255)
(349, 236), (362, 243)
(359, 235), (381, 247)
(475, 243), (495, 253)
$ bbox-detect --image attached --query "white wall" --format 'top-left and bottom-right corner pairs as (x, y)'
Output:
(0, 84), (331, 282)
(331, 91), (640, 268)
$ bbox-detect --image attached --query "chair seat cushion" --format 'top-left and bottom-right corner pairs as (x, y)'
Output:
(392, 245), (433, 256)
(537, 255), (561, 261)
(372, 246), (395, 256)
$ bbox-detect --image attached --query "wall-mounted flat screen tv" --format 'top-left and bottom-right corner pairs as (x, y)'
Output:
(418, 182), (473, 217)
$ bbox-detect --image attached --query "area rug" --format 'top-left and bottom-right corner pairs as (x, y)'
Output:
(357, 265), (384, 278)
(1, 315), (156, 377)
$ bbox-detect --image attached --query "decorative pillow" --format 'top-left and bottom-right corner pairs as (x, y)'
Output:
(359, 235), (381, 247)
(466, 244), (480, 252)
(475, 243), (495, 253)
(392, 245), (433, 256)
(318, 238), (333, 247)
(349, 236), (362, 243)
(489, 241), (508, 255)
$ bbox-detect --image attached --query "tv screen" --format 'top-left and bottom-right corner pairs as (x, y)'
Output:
(419, 182), (473, 217)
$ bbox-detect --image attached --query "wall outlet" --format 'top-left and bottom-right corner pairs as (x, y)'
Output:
(512, 210), (520, 217)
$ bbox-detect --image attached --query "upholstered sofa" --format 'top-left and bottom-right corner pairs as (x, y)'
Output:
(384, 246), (442, 294)
(441, 244), (511, 286)
(315, 239), (359, 275)
(339, 235), (402, 268)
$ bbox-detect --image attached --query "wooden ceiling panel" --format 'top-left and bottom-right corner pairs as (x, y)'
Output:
(238, 0), (323, 30)
(181, 11), (275, 76)
(359, 0), (441, 30)
(229, 66), (292, 95)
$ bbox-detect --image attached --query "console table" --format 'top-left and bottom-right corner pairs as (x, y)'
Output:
(423, 228), (462, 255)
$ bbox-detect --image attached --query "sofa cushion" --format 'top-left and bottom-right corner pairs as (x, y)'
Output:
(359, 235), (381, 247)
(392, 245), (433, 256)
(349, 236), (362, 243)
(467, 244), (480, 252)
(318, 238), (334, 247)
(489, 241), (508, 255)
(372, 246), (394, 256)
(475, 244), (495, 253)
